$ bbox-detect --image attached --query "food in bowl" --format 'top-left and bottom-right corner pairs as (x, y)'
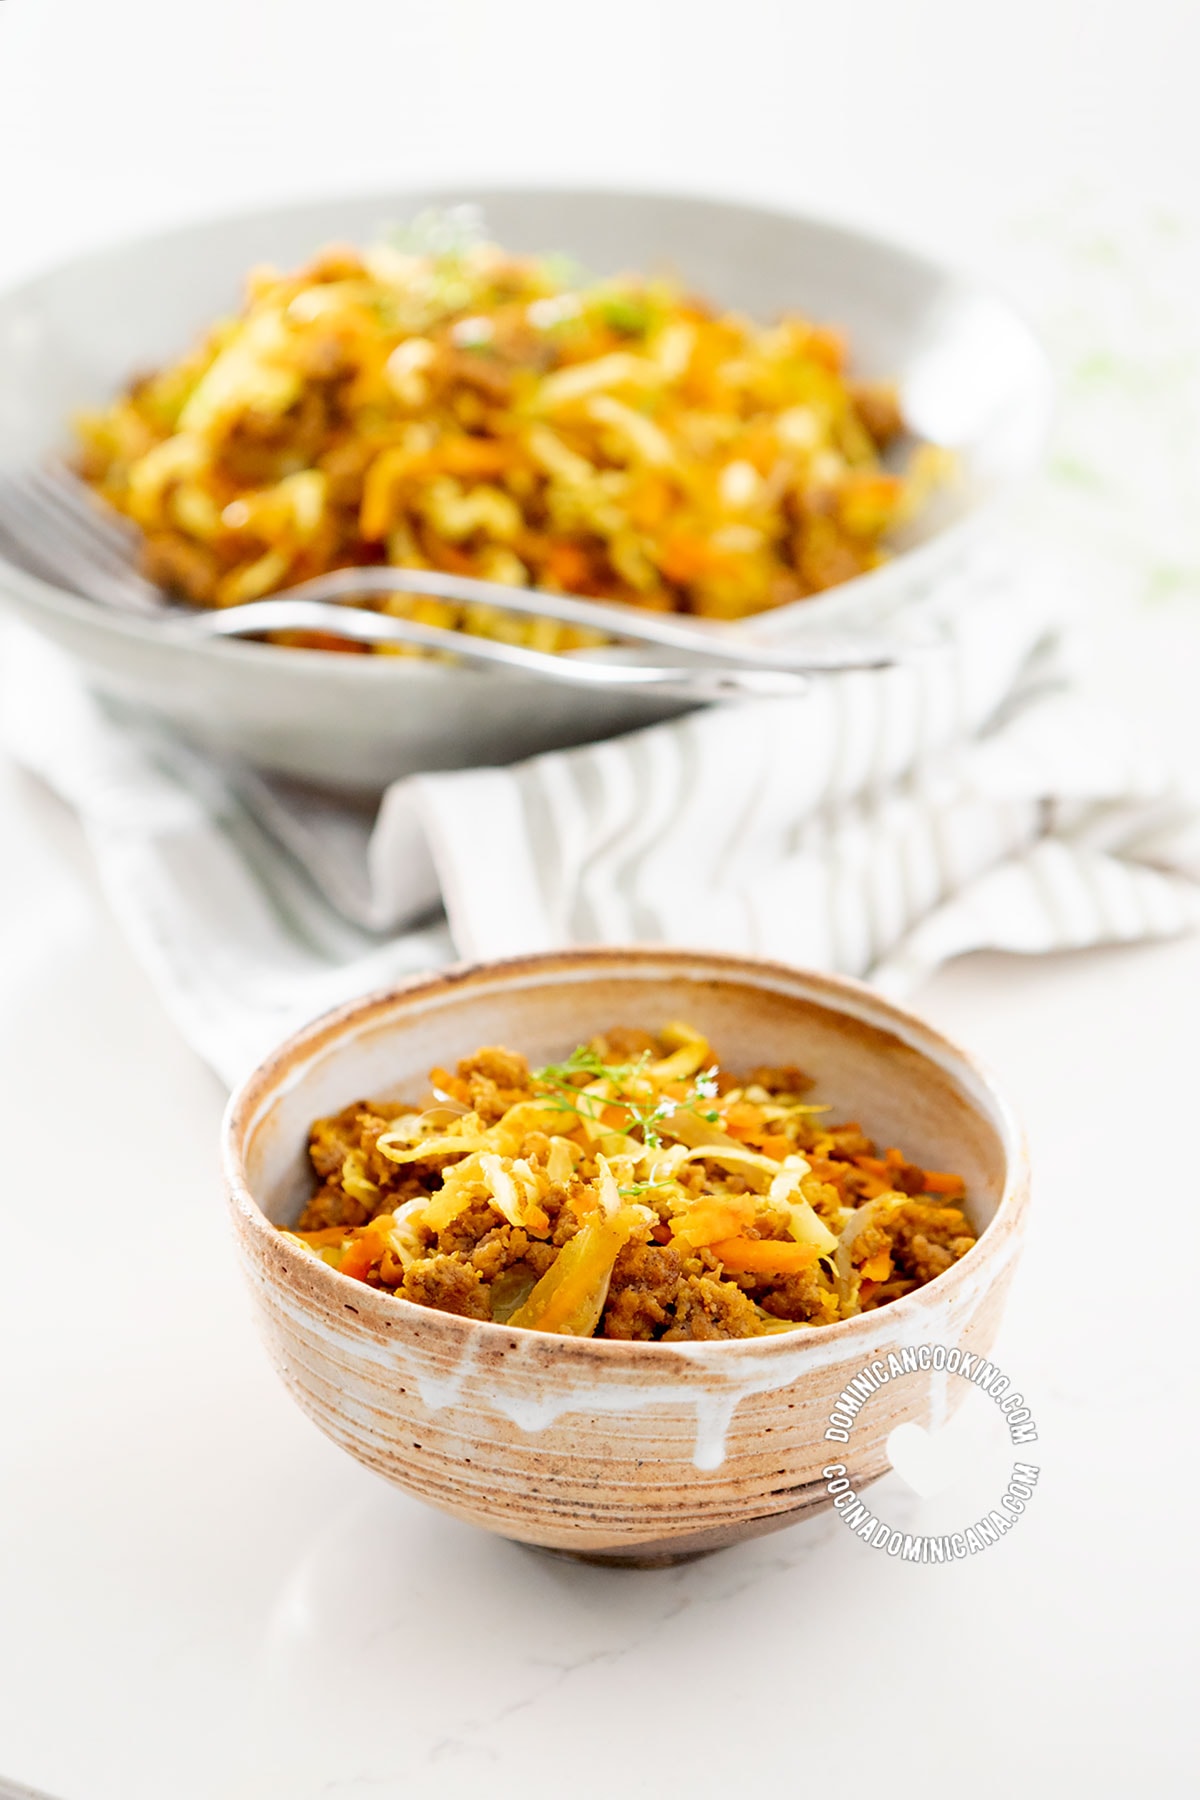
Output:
(283, 1022), (975, 1339)
(74, 223), (945, 653)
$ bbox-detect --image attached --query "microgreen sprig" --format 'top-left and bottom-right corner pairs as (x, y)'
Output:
(533, 1041), (722, 1149)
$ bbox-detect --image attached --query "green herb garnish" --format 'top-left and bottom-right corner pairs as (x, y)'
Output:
(533, 1041), (723, 1151)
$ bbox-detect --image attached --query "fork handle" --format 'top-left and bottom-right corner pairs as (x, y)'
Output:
(277, 564), (910, 672)
(181, 599), (810, 702)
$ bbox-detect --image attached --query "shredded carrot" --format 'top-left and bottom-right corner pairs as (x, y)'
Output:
(806, 1157), (847, 1182)
(922, 1170), (967, 1196)
(672, 1196), (757, 1248)
(435, 439), (511, 477)
(338, 1238), (376, 1282)
(760, 1133), (793, 1161)
(656, 533), (722, 584)
(543, 542), (594, 589)
(723, 1102), (768, 1140)
(855, 1151), (964, 1198)
(853, 1155), (891, 1178)
(853, 1172), (894, 1199)
(710, 1238), (822, 1276)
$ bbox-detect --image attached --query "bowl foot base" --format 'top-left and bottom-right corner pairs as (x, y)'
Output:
(524, 1542), (720, 1570)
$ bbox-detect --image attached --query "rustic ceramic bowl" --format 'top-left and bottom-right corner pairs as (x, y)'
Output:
(222, 949), (1029, 1564)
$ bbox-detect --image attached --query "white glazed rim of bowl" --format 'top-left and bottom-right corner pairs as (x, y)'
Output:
(0, 184), (1055, 671)
(220, 946), (1031, 1364)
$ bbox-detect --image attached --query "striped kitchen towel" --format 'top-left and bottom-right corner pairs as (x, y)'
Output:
(3, 561), (1197, 1086)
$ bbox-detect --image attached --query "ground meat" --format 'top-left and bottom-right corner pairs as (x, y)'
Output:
(468, 1224), (555, 1282)
(436, 1198), (503, 1257)
(602, 1243), (684, 1340)
(602, 1291), (671, 1340)
(803, 1179), (845, 1226)
(365, 1173), (429, 1220)
(292, 332), (352, 383)
(457, 1046), (531, 1089)
(824, 1122), (875, 1159)
(886, 1202), (976, 1284)
(794, 517), (867, 592)
(319, 437), (374, 507)
(468, 1225), (531, 1282)
(456, 1077), (503, 1123)
(296, 1182), (372, 1231)
(748, 1064), (814, 1096)
(445, 348), (516, 402)
(849, 1220), (896, 1267)
(889, 1160), (931, 1197)
(141, 531), (220, 604)
(550, 1190), (592, 1246)
(604, 1246), (791, 1341)
(308, 1107), (367, 1181)
(451, 1047), (535, 1123)
(302, 246), (370, 284)
(520, 1131), (555, 1165)
(662, 1275), (764, 1341)
(401, 1255), (490, 1320)
(851, 380), (905, 448)
(759, 1268), (841, 1325)
(352, 1107), (414, 1187)
(835, 1168), (878, 1204)
(594, 1027), (659, 1060)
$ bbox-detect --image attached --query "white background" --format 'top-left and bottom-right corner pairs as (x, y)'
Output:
(1, 0), (1196, 284)
(1, 4), (1198, 1798)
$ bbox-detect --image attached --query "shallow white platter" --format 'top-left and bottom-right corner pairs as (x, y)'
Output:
(0, 188), (1052, 792)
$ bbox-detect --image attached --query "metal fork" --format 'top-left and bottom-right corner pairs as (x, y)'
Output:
(0, 465), (911, 701)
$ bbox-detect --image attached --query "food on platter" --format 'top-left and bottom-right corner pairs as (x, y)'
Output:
(75, 224), (942, 654)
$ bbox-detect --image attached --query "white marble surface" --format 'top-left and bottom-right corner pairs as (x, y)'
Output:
(1, 2), (1199, 1795)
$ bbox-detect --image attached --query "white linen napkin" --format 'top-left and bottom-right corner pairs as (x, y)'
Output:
(3, 560), (1197, 1087)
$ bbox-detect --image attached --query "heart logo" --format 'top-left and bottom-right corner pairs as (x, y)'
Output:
(886, 1409), (997, 1499)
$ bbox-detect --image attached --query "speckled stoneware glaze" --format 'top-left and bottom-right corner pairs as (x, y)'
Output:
(222, 950), (1029, 1565)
